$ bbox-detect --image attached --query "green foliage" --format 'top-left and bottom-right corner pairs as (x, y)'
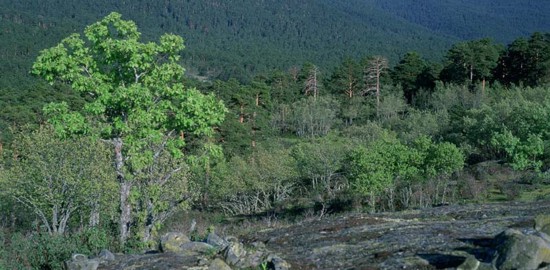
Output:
(0, 0), (464, 87)
(391, 51), (434, 101)
(496, 33), (550, 86)
(441, 38), (502, 85)
(420, 138), (465, 179)
(0, 228), (113, 270)
(397, 109), (449, 143)
(210, 78), (273, 156)
(2, 126), (115, 235)
(2, 0), (550, 249)
(347, 135), (411, 197)
(325, 57), (362, 98)
(491, 130), (544, 171)
(347, 134), (464, 210)
(291, 135), (349, 197)
(377, 90), (409, 128)
(373, 0), (550, 43)
(444, 86), (550, 169)
(32, 12), (226, 146)
(31, 12), (226, 245)
(208, 145), (298, 215)
(287, 96), (341, 137)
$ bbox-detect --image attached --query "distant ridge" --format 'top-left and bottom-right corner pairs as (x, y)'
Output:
(0, 0), (548, 84)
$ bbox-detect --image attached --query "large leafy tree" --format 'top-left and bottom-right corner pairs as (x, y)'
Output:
(31, 12), (226, 245)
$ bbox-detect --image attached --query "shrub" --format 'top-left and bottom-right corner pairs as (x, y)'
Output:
(1, 228), (114, 270)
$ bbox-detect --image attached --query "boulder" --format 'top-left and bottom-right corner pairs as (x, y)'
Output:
(244, 250), (265, 268)
(160, 232), (191, 253)
(266, 253), (291, 270)
(224, 242), (247, 267)
(457, 255), (480, 270)
(179, 242), (215, 256)
(208, 258), (232, 270)
(536, 214), (550, 236)
(207, 232), (229, 249)
(64, 254), (99, 270)
(493, 229), (550, 270)
(96, 249), (115, 263)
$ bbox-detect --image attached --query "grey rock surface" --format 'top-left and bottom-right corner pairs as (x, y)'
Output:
(179, 242), (215, 256)
(223, 242), (247, 267)
(65, 254), (99, 270)
(207, 232), (229, 249)
(95, 200), (550, 270)
(160, 232), (191, 253)
(208, 258), (232, 270)
(536, 214), (550, 236)
(493, 228), (550, 270)
(244, 200), (550, 269)
(95, 249), (115, 263)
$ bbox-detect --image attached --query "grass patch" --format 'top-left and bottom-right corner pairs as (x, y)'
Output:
(518, 184), (550, 202)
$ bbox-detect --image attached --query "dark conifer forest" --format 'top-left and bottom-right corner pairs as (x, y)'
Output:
(0, 1), (550, 268)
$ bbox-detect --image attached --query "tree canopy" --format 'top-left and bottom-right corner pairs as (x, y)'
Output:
(31, 12), (227, 245)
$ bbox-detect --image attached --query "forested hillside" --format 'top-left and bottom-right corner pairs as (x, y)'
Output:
(0, 0), (456, 87)
(2, 0), (550, 88)
(372, 0), (550, 42)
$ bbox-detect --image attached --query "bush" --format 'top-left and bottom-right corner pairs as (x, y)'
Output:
(1, 228), (114, 270)
(347, 135), (464, 211)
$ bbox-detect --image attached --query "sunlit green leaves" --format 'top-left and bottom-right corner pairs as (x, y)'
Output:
(31, 12), (226, 244)
(2, 126), (115, 235)
(32, 11), (226, 152)
(347, 135), (464, 197)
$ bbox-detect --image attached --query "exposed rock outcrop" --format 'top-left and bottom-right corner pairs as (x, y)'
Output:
(536, 214), (550, 236)
(245, 200), (550, 269)
(160, 232), (191, 253)
(64, 254), (99, 270)
(89, 232), (289, 270)
(492, 229), (550, 270)
(67, 200), (550, 270)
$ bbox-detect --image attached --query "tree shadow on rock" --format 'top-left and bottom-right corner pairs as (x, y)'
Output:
(456, 237), (496, 263)
(417, 253), (466, 269)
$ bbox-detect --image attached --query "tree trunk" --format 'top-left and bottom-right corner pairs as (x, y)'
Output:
(10, 210), (16, 229)
(89, 201), (100, 227)
(239, 104), (244, 123)
(52, 205), (59, 234)
(376, 71), (380, 118)
(142, 199), (155, 243)
(119, 181), (132, 246)
(115, 138), (132, 247)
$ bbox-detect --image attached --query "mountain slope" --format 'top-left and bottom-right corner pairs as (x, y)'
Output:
(371, 0), (550, 43)
(0, 0), (453, 86)
(0, 0), (549, 87)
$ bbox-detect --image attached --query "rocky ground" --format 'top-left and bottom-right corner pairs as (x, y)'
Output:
(243, 200), (550, 269)
(73, 200), (550, 269)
